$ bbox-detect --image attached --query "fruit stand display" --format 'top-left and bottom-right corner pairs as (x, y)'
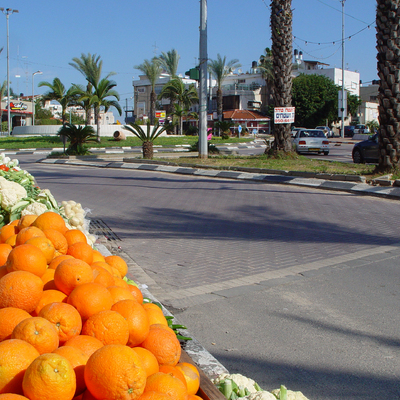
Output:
(0, 154), (310, 400)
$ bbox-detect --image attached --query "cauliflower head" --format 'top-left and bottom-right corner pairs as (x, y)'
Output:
(0, 177), (27, 210)
(272, 388), (309, 400)
(20, 202), (49, 217)
(244, 391), (277, 400)
(212, 373), (260, 394)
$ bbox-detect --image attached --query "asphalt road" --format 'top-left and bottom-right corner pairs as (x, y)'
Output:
(17, 154), (400, 400)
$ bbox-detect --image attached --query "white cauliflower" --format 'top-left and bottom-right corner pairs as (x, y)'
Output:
(0, 177), (27, 210)
(244, 391), (276, 400)
(272, 388), (309, 400)
(212, 373), (260, 395)
(20, 202), (49, 217)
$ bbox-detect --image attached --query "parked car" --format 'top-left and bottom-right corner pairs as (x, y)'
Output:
(344, 125), (356, 137)
(292, 129), (330, 155)
(315, 126), (334, 138)
(353, 124), (370, 134)
(352, 133), (379, 163)
(291, 127), (306, 138)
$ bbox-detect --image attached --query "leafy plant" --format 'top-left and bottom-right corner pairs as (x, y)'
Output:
(123, 121), (167, 159)
(57, 123), (97, 155)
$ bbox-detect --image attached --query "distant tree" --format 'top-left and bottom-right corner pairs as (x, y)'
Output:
(208, 54), (241, 122)
(292, 74), (361, 128)
(270, 0), (293, 152)
(258, 47), (274, 106)
(57, 123), (97, 154)
(134, 58), (162, 124)
(157, 49), (180, 77)
(0, 80), (6, 127)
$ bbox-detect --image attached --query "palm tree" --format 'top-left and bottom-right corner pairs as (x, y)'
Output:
(80, 78), (122, 141)
(208, 54), (241, 122)
(57, 123), (96, 154)
(69, 53), (115, 125)
(270, 0), (293, 153)
(123, 121), (167, 159)
(157, 49), (180, 77)
(158, 78), (198, 134)
(376, 0), (400, 170)
(134, 58), (162, 124)
(38, 78), (77, 125)
(258, 47), (274, 106)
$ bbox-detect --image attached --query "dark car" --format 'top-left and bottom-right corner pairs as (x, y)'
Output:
(352, 133), (379, 163)
(344, 125), (355, 137)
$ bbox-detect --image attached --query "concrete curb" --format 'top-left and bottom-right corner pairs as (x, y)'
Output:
(39, 157), (400, 201)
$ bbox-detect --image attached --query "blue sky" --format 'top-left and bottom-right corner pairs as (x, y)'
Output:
(0, 0), (377, 123)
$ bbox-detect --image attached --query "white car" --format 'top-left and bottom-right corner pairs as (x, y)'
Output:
(353, 124), (370, 134)
(292, 129), (330, 155)
(315, 126), (334, 138)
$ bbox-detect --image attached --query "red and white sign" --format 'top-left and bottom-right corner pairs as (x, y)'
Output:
(274, 107), (295, 124)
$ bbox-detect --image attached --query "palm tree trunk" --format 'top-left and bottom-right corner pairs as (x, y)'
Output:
(217, 88), (223, 121)
(150, 91), (156, 125)
(142, 141), (153, 159)
(270, 0), (293, 153)
(95, 106), (100, 142)
(376, 0), (400, 169)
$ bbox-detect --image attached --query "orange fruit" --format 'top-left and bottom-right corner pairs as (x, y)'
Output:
(33, 289), (67, 316)
(40, 268), (55, 285)
(105, 255), (128, 277)
(90, 261), (113, 274)
(128, 284), (144, 304)
(91, 264), (114, 288)
(15, 226), (45, 246)
(81, 310), (129, 345)
(113, 276), (130, 289)
(0, 394), (30, 400)
(53, 346), (89, 396)
(25, 236), (55, 264)
(0, 271), (44, 313)
(67, 282), (113, 321)
(144, 372), (187, 400)
(0, 224), (18, 244)
(137, 392), (172, 400)
(0, 339), (40, 395)
(48, 254), (74, 270)
(84, 344), (146, 400)
(140, 324), (181, 366)
(5, 244), (47, 277)
(43, 229), (68, 257)
(0, 307), (31, 342)
(64, 335), (104, 358)
(11, 316), (59, 354)
(67, 242), (93, 265)
(108, 285), (135, 304)
(38, 302), (82, 343)
(54, 258), (94, 295)
(111, 299), (150, 347)
(158, 365), (187, 388)
(91, 249), (105, 263)
(0, 265), (8, 279)
(32, 211), (67, 234)
(17, 215), (38, 231)
(132, 347), (159, 377)
(5, 234), (17, 247)
(175, 362), (200, 395)
(143, 303), (168, 326)
(0, 243), (12, 266)
(64, 229), (87, 246)
(187, 395), (204, 400)
(22, 353), (76, 400)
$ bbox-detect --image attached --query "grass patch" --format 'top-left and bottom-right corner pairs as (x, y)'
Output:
(155, 154), (377, 177)
(0, 135), (254, 150)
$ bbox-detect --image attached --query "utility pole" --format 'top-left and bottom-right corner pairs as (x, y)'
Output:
(198, 0), (208, 159)
(340, 0), (346, 138)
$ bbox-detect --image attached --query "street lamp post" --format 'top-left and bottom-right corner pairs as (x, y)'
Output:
(0, 8), (18, 136)
(32, 71), (42, 126)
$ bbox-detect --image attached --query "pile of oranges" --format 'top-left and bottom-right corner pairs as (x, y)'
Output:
(0, 211), (202, 400)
